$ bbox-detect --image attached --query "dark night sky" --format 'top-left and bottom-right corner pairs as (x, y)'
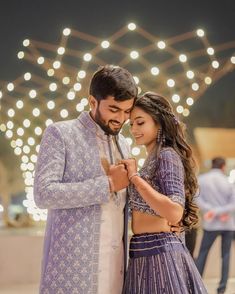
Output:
(0, 0), (235, 133)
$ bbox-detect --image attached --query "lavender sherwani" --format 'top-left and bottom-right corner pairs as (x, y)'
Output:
(34, 111), (129, 294)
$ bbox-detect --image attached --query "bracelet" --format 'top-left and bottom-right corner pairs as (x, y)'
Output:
(129, 172), (140, 181)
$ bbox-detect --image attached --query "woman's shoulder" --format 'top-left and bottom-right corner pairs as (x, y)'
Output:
(157, 147), (184, 176)
(159, 147), (181, 161)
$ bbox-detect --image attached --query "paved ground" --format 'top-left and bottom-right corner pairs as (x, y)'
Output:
(0, 279), (235, 294)
(0, 228), (234, 293)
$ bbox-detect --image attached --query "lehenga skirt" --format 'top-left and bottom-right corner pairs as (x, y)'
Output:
(123, 232), (208, 294)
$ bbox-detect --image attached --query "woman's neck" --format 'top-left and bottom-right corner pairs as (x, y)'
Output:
(146, 142), (159, 155)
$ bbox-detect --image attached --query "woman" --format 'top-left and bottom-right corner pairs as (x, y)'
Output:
(121, 92), (207, 293)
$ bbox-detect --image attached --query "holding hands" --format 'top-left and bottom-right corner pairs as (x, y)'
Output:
(105, 158), (139, 193)
(108, 164), (129, 192)
(119, 158), (139, 181)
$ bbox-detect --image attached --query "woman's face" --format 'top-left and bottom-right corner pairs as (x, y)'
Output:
(130, 106), (160, 149)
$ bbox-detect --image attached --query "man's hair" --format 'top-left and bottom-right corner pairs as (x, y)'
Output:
(212, 157), (226, 169)
(89, 65), (137, 101)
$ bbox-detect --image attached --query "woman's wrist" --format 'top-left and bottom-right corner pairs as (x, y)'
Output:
(129, 172), (140, 182)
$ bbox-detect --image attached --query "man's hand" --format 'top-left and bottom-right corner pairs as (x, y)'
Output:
(119, 158), (137, 179)
(203, 210), (215, 221)
(108, 164), (129, 192)
(219, 213), (230, 222)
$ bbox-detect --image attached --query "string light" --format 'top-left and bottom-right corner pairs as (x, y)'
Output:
(47, 100), (55, 109)
(207, 47), (214, 55)
(130, 51), (139, 59)
(47, 69), (54, 76)
(23, 119), (31, 128)
(29, 89), (37, 98)
(128, 23), (136, 30)
(212, 60), (220, 69)
(24, 72), (31, 81)
(16, 100), (24, 109)
(63, 28), (71, 36)
(151, 67), (160, 75)
(60, 109), (69, 118)
(53, 61), (61, 69)
(157, 41), (166, 49)
(192, 82), (199, 91)
(186, 97), (194, 106)
(49, 83), (57, 91)
(186, 70), (194, 79)
(77, 70), (86, 79)
(23, 39), (30, 47)
(17, 51), (24, 59)
(62, 76), (70, 84)
(204, 76), (212, 85)
(172, 94), (180, 103)
(7, 83), (14, 91)
(179, 54), (187, 63)
(167, 79), (175, 87)
(101, 40), (110, 49)
(83, 53), (92, 61)
(1, 23), (234, 222)
(196, 29), (205, 37)
(57, 47), (65, 55)
(37, 57), (45, 64)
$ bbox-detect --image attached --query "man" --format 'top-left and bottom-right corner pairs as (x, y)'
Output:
(196, 157), (235, 294)
(34, 65), (137, 294)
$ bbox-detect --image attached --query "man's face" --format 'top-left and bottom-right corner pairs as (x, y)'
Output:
(90, 95), (135, 135)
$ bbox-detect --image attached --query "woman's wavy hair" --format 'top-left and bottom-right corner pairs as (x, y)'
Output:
(134, 91), (199, 230)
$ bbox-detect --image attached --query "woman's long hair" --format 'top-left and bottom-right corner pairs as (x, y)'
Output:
(134, 92), (199, 230)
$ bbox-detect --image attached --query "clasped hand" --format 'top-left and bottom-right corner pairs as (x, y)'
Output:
(107, 158), (137, 192)
(119, 158), (137, 179)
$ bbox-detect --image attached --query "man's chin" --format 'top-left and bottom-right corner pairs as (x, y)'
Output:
(98, 124), (121, 135)
(108, 128), (121, 135)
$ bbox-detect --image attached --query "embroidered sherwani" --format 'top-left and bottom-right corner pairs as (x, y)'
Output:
(34, 111), (130, 294)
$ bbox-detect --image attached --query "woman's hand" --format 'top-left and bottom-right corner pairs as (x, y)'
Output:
(168, 221), (183, 234)
(119, 158), (137, 179)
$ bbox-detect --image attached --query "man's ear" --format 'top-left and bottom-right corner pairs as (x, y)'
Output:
(89, 95), (97, 110)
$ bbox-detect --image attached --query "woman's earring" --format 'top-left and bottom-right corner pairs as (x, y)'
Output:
(157, 128), (162, 143)
(157, 128), (165, 145)
(162, 133), (166, 145)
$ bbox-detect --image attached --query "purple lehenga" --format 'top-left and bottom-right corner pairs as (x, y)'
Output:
(123, 147), (208, 294)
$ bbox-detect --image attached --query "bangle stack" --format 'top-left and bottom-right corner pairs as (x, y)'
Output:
(129, 172), (140, 181)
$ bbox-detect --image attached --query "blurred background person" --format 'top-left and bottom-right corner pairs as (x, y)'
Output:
(196, 157), (235, 294)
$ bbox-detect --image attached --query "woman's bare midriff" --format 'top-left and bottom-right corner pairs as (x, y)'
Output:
(132, 210), (172, 234)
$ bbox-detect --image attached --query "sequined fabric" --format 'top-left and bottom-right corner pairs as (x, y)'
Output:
(123, 232), (208, 294)
(34, 111), (129, 294)
(129, 147), (185, 216)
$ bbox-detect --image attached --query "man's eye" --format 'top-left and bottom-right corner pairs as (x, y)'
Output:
(110, 109), (118, 113)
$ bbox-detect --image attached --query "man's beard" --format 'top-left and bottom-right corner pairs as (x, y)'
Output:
(94, 107), (122, 136)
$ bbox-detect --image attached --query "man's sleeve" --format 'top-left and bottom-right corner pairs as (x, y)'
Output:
(196, 177), (214, 211)
(34, 124), (110, 210)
